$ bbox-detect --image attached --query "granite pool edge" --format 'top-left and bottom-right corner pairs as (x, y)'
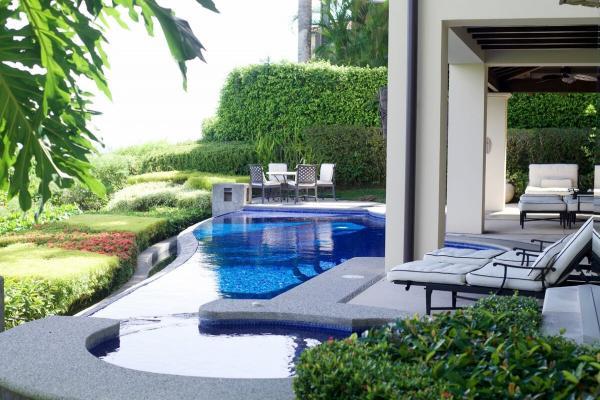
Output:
(77, 217), (211, 317)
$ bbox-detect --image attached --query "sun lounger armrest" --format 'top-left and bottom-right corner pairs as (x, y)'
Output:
(530, 239), (555, 251)
(511, 249), (540, 266)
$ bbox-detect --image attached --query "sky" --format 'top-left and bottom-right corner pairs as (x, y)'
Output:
(90, 1), (299, 152)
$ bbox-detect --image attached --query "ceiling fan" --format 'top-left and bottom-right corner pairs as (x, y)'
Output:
(539, 67), (598, 84)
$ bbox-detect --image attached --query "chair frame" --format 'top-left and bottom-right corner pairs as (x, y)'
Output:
(293, 164), (318, 204)
(248, 164), (281, 204)
(390, 241), (593, 315)
(317, 163), (336, 201)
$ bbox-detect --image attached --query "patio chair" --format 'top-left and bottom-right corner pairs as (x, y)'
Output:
(248, 164), (281, 204)
(524, 164), (578, 196)
(268, 163), (288, 183)
(387, 218), (593, 314)
(317, 163), (336, 200)
(289, 164), (318, 204)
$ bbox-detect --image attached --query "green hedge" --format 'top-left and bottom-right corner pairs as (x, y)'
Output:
(2, 243), (120, 329)
(134, 141), (256, 175)
(508, 93), (599, 129)
(305, 125), (386, 185)
(204, 62), (387, 143)
(506, 128), (596, 198)
(294, 295), (600, 399)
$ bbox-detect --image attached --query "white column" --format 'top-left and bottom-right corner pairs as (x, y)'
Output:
(384, 0), (408, 269)
(446, 64), (487, 235)
(485, 93), (511, 212)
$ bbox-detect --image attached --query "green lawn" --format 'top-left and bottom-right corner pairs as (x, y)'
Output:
(0, 243), (119, 279)
(336, 187), (386, 203)
(64, 214), (166, 234)
(126, 170), (249, 191)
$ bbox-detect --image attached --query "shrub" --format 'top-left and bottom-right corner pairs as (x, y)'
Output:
(294, 295), (600, 399)
(128, 206), (211, 238)
(127, 170), (191, 185)
(107, 182), (211, 214)
(204, 62), (387, 143)
(304, 125), (386, 185)
(0, 193), (80, 235)
(134, 141), (257, 175)
(506, 128), (596, 194)
(508, 93), (599, 129)
(1, 243), (121, 328)
(183, 172), (249, 191)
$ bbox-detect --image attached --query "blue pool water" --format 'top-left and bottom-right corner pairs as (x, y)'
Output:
(192, 211), (385, 299)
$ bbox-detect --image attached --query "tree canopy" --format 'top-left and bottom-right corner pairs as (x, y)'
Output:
(316, 0), (388, 68)
(0, 0), (217, 211)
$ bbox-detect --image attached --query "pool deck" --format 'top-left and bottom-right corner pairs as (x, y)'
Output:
(0, 201), (584, 400)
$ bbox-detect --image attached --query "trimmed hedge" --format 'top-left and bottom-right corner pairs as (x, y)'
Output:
(305, 125), (386, 185)
(134, 141), (257, 175)
(294, 295), (600, 399)
(506, 128), (596, 198)
(203, 62), (387, 143)
(508, 93), (599, 129)
(1, 243), (120, 329)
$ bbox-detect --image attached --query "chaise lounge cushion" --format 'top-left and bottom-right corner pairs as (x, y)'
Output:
(423, 247), (505, 266)
(565, 196), (596, 213)
(387, 260), (484, 285)
(465, 262), (545, 292)
(518, 194), (567, 212)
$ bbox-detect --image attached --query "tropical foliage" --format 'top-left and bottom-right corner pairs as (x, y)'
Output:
(315, 0), (388, 67)
(0, 0), (218, 211)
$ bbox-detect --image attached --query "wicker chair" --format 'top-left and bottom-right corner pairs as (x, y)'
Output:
(249, 164), (280, 203)
(290, 164), (318, 204)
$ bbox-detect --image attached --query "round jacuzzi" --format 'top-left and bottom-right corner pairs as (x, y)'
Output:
(90, 316), (347, 379)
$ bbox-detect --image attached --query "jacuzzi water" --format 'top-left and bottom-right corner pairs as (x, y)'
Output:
(91, 316), (347, 378)
(90, 211), (498, 378)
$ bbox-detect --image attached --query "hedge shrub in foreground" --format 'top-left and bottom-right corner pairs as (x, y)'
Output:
(305, 125), (386, 185)
(294, 295), (600, 399)
(203, 62), (387, 143)
(1, 243), (120, 329)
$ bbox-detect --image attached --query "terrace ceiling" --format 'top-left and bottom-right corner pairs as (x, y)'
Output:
(465, 25), (600, 92)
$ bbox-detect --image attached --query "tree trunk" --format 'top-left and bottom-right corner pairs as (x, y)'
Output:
(298, 0), (312, 62)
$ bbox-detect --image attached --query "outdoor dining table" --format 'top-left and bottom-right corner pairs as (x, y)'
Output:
(266, 171), (296, 202)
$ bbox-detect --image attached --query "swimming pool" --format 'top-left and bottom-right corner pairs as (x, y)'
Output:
(192, 211), (386, 299)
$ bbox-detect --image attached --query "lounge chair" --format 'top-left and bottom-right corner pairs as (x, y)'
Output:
(593, 228), (600, 267)
(248, 164), (281, 204)
(524, 164), (578, 196)
(387, 218), (593, 314)
(317, 163), (336, 200)
(267, 163), (288, 183)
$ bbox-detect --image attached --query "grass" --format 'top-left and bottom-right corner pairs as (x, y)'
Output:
(337, 187), (386, 203)
(0, 243), (118, 279)
(63, 214), (166, 234)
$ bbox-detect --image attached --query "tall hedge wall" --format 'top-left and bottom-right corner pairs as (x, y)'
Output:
(508, 93), (599, 129)
(203, 62), (387, 142)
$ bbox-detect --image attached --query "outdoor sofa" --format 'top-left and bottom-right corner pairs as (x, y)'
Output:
(387, 218), (593, 314)
(518, 164), (578, 228)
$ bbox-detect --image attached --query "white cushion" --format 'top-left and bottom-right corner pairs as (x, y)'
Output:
(424, 247), (505, 266)
(593, 228), (600, 261)
(527, 238), (571, 279)
(545, 217), (593, 284)
(268, 163), (288, 182)
(565, 196), (595, 213)
(528, 164), (578, 188)
(319, 164), (335, 183)
(387, 260), (484, 285)
(466, 261), (545, 292)
(540, 178), (572, 189)
(518, 195), (567, 212)
(317, 180), (334, 186)
(524, 186), (571, 196)
(251, 181), (281, 188)
(493, 250), (539, 266)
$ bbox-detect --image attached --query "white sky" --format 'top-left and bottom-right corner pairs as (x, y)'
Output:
(91, 1), (298, 152)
